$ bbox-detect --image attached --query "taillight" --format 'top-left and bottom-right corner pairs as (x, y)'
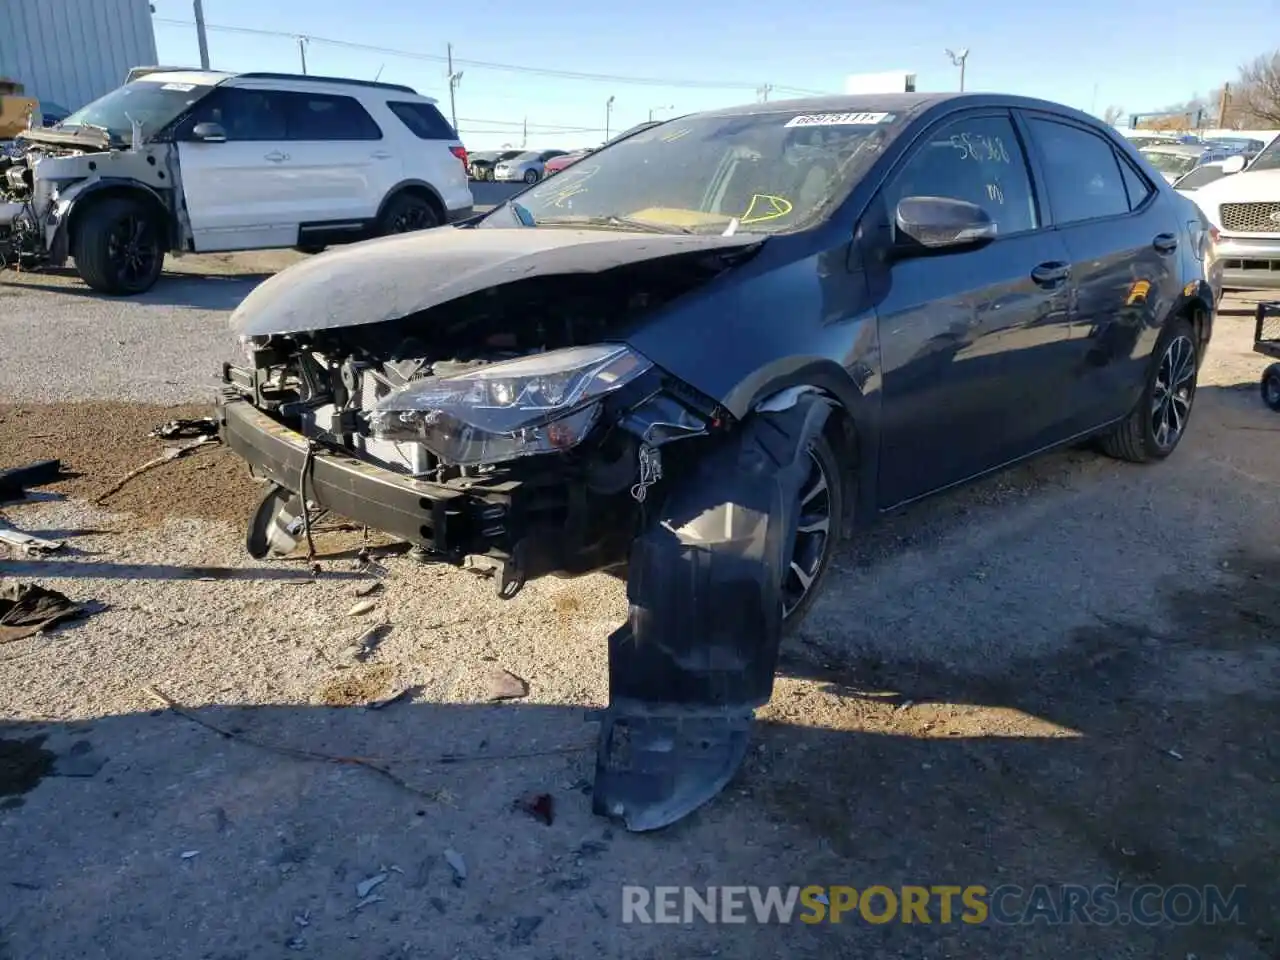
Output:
(450, 145), (468, 171)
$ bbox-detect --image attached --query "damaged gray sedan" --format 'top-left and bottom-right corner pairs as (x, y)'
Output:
(217, 93), (1217, 830)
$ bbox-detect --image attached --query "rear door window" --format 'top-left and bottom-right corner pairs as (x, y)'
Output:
(282, 92), (382, 141)
(387, 101), (457, 140)
(1118, 154), (1154, 210)
(884, 113), (1038, 235)
(1026, 118), (1130, 224)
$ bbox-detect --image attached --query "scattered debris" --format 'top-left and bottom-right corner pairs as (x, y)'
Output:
(94, 436), (217, 504)
(150, 417), (219, 440)
(0, 582), (87, 644)
(895, 699), (915, 712)
(0, 459), (61, 501)
(367, 686), (415, 711)
(354, 580), (384, 598)
(355, 894), (385, 910)
(293, 911), (310, 928)
(347, 599), (377, 617)
(356, 872), (388, 898)
(515, 792), (555, 826)
(1166, 748), (1184, 761)
(486, 668), (530, 701)
(511, 916), (544, 945)
(444, 849), (467, 886)
(286, 935), (306, 951)
(0, 525), (64, 556)
(347, 622), (391, 662)
(180, 850), (200, 859)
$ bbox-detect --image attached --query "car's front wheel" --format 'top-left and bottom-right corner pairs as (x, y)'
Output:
(1262, 363), (1280, 412)
(72, 196), (165, 295)
(1099, 316), (1199, 462)
(782, 433), (844, 630)
(523, 169), (539, 184)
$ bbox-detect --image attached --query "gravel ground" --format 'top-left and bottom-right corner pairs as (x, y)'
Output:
(1, 260), (1278, 959)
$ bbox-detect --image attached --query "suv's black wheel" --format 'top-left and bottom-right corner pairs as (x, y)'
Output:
(523, 169), (539, 184)
(378, 193), (441, 235)
(782, 433), (844, 630)
(1099, 316), (1199, 462)
(1262, 363), (1280, 412)
(72, 196), (165, 295)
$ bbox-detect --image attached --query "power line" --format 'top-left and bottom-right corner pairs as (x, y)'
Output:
(153, 17), (830, 94)
(458, 117), (602, 133)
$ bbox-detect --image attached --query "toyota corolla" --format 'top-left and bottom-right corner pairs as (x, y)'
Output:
(216, 92), (1216, 831)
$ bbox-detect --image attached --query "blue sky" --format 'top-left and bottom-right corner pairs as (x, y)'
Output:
(152, 0), (1280, 150)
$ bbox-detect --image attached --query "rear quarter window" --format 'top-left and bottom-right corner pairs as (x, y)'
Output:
(388, 101), (458, 140)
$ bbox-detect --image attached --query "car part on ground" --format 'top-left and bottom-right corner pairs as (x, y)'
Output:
(216, 90), (1219, 832)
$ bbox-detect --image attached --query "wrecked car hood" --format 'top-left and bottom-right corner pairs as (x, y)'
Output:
(230, 226), (762, 337)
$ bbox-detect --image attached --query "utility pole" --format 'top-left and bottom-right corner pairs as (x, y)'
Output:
(446, 43), (463, 134)
(192, 0), (210, 69)
(297, 36), (309, 75)
(605, 95), (615, 139)
(1218, 83), (1231, 128)
(945, 48), (969, 92)
(522, 116), (527, 148)
(757, 84), (772, 103)
(648, 104), (673, 122)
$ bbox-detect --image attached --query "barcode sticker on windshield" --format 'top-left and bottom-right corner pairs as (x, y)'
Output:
(784, 112), (891, 127)
(160, 83), (197, 92)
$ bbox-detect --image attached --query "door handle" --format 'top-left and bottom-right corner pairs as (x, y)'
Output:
(1153, 233), (1178, 254)
(1031, 261), (1071, 286)
(371, 150), (393, 160)
(264, 151), (289, 162)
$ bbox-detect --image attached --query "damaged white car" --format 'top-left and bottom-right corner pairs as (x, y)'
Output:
(0, 70), (472, 294)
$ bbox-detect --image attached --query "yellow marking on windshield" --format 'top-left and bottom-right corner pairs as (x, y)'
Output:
(626, 207), (728, 227)
(740, 194), (794, 224)
(659, 127), (691, 143)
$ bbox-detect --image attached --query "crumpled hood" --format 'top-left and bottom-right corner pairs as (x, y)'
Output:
(230, 225), (760, 337)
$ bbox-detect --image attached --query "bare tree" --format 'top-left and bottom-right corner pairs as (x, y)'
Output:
(1102, 105), (1125, 126)
(1235, 51), (1280, 126)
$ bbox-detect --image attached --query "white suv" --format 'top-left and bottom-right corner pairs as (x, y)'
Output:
(0, 69), (474, 294)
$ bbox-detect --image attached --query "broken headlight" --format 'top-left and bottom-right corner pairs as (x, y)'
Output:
(368, 344), (653, 466)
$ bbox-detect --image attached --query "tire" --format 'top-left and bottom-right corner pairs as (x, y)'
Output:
(781, 433), (844, 632)
(294, 244), (326, 255)
(72, 196), (165, 295)
(485, 168), (495, 182)
(1098, 316), (1199, 463)
(1262, 363), (1280, 412)
(523, 169), (539, 184)
(377, 193), (441, 236)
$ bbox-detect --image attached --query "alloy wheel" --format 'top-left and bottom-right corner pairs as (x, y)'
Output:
(1150, 334), (1196, 450)
(392, 204), (432, 233)
(106, 214), (157, 286)
(781, 448), (834, 619)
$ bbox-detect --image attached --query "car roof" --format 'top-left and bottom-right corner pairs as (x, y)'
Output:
(131, 69), (434, 102)
(689, 92), (1111, 129)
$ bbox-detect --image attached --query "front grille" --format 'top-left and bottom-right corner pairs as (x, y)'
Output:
(1219, 201), (1280, 233)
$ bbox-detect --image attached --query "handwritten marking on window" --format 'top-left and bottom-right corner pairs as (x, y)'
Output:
(949, 133), (1011, 164)
(740, 194), (793, 224)
(986, 182), (1005, 205)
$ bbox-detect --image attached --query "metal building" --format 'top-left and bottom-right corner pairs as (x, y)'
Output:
(0, 0), (158, 112)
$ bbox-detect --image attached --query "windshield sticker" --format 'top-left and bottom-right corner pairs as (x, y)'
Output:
(740, 194), (794, 224)
(784, 112), (892, 128)
(160, 82), (197, 92)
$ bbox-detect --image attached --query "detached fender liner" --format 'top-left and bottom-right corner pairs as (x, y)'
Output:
(593, 395), (833, 831)
(217, 393), (502, 553)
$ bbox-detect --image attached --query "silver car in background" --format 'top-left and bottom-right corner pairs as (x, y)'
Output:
(493, 148), (569, 184)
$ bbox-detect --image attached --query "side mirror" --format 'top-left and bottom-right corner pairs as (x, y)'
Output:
(191, 121), (227, 143)
(894, 196), (997, 254)
(1220, 154), (1247, 175)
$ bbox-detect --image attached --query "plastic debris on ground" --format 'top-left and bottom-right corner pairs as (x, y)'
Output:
(485, 668), (529, 701)
(0, 581), (87, 643)
(444, 849), (466, 886)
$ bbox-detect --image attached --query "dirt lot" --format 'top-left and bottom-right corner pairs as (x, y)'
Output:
(1, 260), (1278, 959)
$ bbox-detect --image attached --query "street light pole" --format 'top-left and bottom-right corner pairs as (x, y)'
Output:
(945, 48), (968, 92)
(606, 95), (615, 139)
(446, 42), (463, 134)
(297, 36), (309, 75)
(192, 0), (211, 69)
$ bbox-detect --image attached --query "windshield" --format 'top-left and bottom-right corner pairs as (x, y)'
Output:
(59, 79), (214, 141)
(483, 109), (905, 235)
(1249, 136), (1280, 171)
(1141, 149), (1198, 177)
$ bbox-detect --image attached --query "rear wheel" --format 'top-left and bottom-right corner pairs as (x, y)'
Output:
(1262, 363), (1280, 412)
(781, 434), (843, 630)
(378, 193), (441, 236)
(1098, 316), (1199, 462)
(72, 196), (165, 295)
(523, 169), (539, 184)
